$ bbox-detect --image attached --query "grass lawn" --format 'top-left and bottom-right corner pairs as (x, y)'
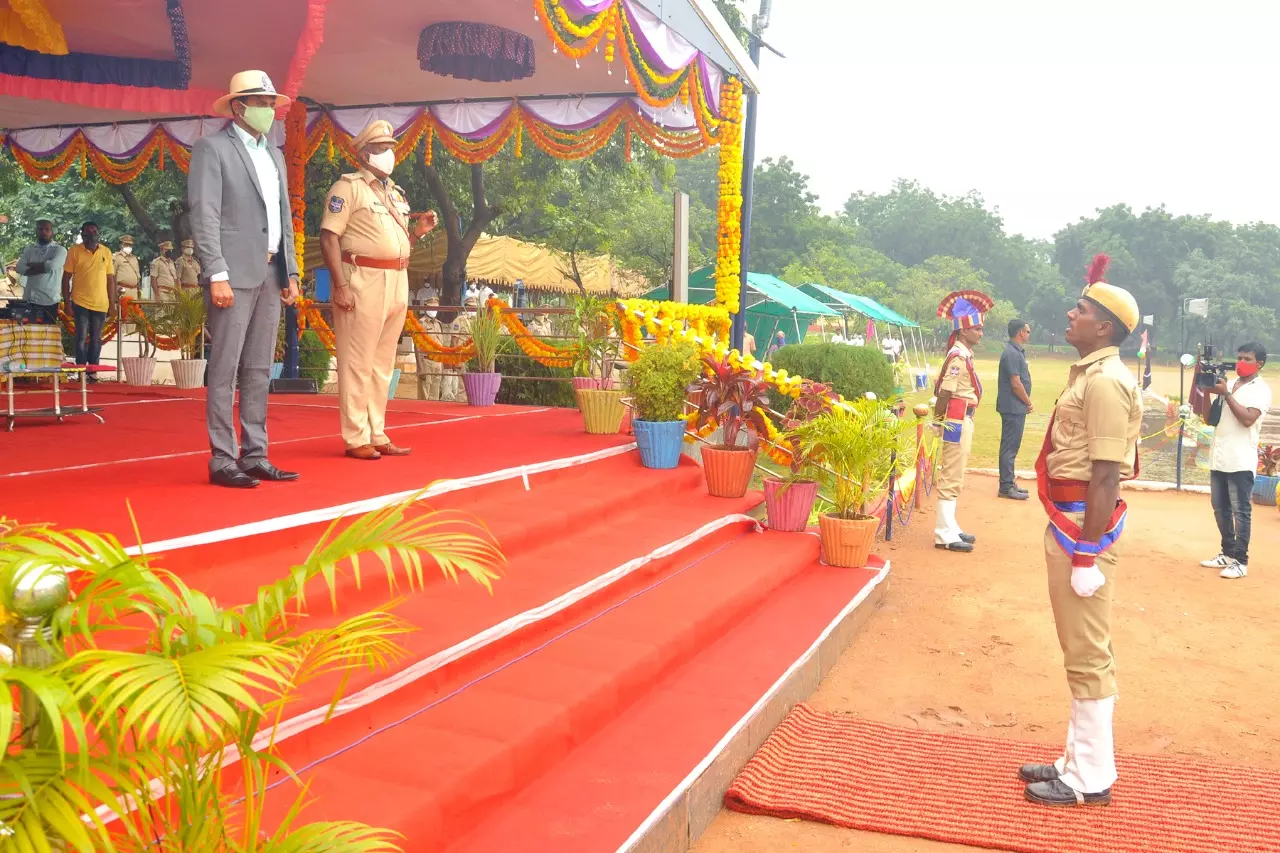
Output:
(904, 351), (1192, 474)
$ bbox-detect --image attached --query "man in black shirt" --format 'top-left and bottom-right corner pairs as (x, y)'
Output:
(996, 318), (1033, 499)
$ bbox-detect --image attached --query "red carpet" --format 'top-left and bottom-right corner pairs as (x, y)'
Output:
(7, 390), (630, 542)
(726, 704), (1280, 853)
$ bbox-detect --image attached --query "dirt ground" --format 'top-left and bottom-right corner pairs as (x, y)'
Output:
(693, 474), (1280, 853)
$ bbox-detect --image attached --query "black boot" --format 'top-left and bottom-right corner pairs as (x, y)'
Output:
(1025, 779), (1110, 807)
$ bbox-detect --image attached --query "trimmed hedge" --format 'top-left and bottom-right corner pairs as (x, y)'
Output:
(770, 343), (895, 401)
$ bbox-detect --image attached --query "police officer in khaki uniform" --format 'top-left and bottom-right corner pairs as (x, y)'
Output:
(932, 290), (994, 553)
(439, 295), (476, 403)
(319, 120), (437, 460)
(415, 295), (445, 401)
(113, 235), (141, 293)
(1018, 254), (1141, 808)
(150, 240), (178, 301)
(178, 239), (202, 288)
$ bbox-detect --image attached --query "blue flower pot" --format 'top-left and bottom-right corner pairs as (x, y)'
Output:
(1251, 474), (1279, 506)
(634, 419), (686, 469)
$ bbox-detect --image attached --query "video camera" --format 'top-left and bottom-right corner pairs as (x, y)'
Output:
(1195, 344), (1234, 389)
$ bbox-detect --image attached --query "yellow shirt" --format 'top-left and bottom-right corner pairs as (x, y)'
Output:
(1045, 346), (1142, 481)
(320, 170), (412, 260)
(63, 244), (115, 312)
(938, 342), (980, 404)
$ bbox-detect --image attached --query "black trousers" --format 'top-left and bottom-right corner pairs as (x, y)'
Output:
(998, 412), (1026, 492)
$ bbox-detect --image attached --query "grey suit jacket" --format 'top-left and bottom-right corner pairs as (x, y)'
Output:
(187, 125), (299, 290)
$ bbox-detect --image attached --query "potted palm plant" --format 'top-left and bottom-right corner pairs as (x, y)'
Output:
(794, 398), (901, 567)
(626, 342), (702, 469)
(571, 295), (625, 434)
(157, 286), (207, 389)
(689, 354), (770, 498)
(462, 302), (503, 407)
(120, 298), (158, 386)
(765, 380), (838, 532)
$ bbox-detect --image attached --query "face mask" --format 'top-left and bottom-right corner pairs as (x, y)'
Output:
(240, 105), (275, 136)
(1237, 360), (1260, 378)
(184, 249), (194, 256)
(123, 246), (133, 255)
(367, 149), (395, 175)
(83, 235), (99, 248)
(37, 235), (51, 245)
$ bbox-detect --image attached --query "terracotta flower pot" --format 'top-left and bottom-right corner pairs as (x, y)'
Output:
(818, 513), (878, 568)
(171, 358), (206, 390)
(576, 388), (625, 435)
(463, 371), (502, 407)
(764, 477), (818, 532)
(121, 356), (156, 387)
(701, 446), (757, 498)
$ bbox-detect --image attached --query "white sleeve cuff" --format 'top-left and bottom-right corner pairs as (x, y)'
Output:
(210, 272), (228, 283)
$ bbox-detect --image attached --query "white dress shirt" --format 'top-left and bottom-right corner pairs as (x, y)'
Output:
(211, 123), (282, 283)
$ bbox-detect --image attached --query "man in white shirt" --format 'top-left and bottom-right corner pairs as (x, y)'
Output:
(1202, 343), (1272, 579)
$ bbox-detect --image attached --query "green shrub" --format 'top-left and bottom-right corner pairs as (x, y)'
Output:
(626, 342), (701, 422)
(495, 337), (577, 408)
(298, 328), (332, 390)
(771, 343), (894, 402)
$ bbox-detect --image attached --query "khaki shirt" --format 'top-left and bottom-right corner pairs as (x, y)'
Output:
(113, 252), (141, 287)
(178, 255), (202, 286)
(151, 257), (178, 288)
(320, 169), (412, 260)
(938, 342), (980, 404)
(1046, 346), (1142, 481)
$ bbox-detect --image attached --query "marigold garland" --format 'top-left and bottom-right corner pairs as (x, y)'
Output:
(284, 100), (308, 279)
(58, 296), (196, 352)
(714, 77), (745, 314)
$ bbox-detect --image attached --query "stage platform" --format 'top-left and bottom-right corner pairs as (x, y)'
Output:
(6, 386), (888, 852)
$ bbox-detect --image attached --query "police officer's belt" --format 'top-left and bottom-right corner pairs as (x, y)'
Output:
(342, 252), (409, 271)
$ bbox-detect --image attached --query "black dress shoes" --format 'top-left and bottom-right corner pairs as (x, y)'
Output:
(959, 531), (976, 544)
(211, 468), (259, 489)
(999, 488), (1030, 501)
(1018, 763), (1060, 783)
(241, 460), (299, 482)
(1025, 778), (1110, 807)
(935, 541), (974, 553)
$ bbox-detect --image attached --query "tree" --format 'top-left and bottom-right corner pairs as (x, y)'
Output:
(745, 156), (824, 276)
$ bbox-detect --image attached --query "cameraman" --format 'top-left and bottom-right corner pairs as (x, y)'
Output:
(1201, 343), (1272, 579)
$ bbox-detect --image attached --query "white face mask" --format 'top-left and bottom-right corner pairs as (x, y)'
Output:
(184, 249), (194, 256)
(367, 149), (395, 175)
(123, 246), (133, 255)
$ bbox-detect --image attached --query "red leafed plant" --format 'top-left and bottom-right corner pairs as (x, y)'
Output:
(1258, 445), (1280, 476)
(780, 380), (839, 476)
(689, 354), (771, 451)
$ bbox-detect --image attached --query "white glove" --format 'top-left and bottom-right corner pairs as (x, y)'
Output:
(1070, 563), (1106, 597)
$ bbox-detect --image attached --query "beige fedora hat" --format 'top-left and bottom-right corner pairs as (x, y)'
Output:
(213, 70), (290, 118)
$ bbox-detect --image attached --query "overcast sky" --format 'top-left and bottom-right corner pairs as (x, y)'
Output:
(751, 0), (1280, 239)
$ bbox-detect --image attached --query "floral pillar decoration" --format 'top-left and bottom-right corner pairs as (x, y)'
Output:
(285, 99), (307, 278)
(714, 77), (745, 314)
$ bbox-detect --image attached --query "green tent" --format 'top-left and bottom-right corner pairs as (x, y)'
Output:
(797, 283), (920, 328)
(644, 268), (840, 358)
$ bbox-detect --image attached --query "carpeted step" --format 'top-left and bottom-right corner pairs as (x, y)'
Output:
(443, 549), (886, 853)
(244, 528), (855, 849)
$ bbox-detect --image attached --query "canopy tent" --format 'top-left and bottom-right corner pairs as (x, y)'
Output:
(644, 268), (839, 357)
(0, 0), (758, 175)
(303, 232), (649, 296)
(798, 282), (931, 384)
(0, 0), (759, 378)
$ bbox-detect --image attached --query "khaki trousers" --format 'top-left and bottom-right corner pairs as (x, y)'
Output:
(1044, 513), (1119, 700)
(416, 352), (443, 401)
(936, 416), (973, 501)
(332, 264), (407, 448)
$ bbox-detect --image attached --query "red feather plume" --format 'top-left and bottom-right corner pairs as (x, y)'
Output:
(1086, 254), (1110, 286)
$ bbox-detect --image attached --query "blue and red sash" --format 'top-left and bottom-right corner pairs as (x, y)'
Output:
(1035, 411), (1138, 557)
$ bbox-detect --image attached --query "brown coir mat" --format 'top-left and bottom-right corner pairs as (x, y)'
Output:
(725, 703), (1280, 853)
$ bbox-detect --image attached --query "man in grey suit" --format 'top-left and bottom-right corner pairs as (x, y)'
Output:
(189, 70), (301, 489)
